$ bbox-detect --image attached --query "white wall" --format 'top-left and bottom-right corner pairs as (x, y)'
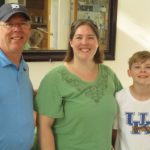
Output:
(28, 0), (150, 89)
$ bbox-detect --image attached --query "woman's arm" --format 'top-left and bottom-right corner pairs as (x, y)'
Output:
(37, 114), (55, 150)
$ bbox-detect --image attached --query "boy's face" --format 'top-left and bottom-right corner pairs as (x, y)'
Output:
(128, 59), (150, 86)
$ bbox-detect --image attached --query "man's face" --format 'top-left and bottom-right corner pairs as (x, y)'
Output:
(0, 13), (31, 55)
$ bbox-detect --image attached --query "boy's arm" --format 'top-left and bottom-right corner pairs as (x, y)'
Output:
(112, 111), (119, 150)
(112, 129), (117, 149)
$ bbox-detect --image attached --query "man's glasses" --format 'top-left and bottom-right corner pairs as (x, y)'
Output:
(0, 21), (31, 30)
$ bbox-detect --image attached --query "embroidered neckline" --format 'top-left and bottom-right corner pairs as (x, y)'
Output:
(59, 64), (108, 102)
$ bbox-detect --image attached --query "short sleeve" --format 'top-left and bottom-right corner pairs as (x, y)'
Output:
(34, 70), (64, 118)
(104, 64), (123, 93)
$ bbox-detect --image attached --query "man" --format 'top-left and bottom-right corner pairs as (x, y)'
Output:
(0, 3), (34, 150)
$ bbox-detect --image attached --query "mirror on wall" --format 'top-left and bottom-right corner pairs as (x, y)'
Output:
(3, 0), (118, 61)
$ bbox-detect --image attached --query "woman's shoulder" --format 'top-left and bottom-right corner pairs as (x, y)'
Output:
(47, 63), (65, 74)
(100, 64), (115, 75)
(41, 63), (65, 81)
(100, 64), (122, 89)
(100, 63), (112, 70)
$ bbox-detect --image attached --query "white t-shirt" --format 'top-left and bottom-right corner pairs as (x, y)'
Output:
(114, 88), (150, 150)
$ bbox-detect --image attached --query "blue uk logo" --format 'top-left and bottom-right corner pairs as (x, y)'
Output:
(125, 112), (150, 134)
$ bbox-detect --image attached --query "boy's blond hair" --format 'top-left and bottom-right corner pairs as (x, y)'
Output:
(128, 50), (150, 69)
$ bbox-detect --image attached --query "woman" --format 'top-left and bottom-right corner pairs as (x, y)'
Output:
(34, 19), (122, 150)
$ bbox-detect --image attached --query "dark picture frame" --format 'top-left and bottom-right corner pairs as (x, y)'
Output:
(23, 0), (118, 62)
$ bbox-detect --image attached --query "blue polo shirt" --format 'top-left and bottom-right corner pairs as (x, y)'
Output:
(0, 50), (34, 150)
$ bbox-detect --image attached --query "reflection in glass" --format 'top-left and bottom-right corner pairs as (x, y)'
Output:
(50, 0), (109, 51)
(5, 0), (109, 52)
(71, 0), (109, 51)
(4, 0), (117, 61)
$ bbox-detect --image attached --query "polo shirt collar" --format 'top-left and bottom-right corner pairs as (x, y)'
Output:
(0, 49), (27, 71)
(0, 50), (12, 67)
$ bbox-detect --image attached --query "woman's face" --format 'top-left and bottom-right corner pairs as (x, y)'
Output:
(70, 24), (99, 62)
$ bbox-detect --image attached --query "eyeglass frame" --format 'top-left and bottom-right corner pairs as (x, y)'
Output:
(0, 21), (31, 30)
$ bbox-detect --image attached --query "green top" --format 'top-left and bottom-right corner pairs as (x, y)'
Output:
(35, 64), (122, 150)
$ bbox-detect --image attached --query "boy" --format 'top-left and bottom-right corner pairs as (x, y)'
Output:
(114, 50), (150, 150)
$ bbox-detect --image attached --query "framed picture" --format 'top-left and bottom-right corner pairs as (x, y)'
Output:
(71, 0), (117, 60)
(23, 0), (118, 61)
